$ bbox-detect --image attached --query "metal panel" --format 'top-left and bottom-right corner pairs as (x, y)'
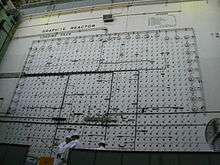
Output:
(5, 145), (29, 165)
(209, 154), (220, 165)
(68, 150), (95, 165)
(160, 153), (179, 165)
(67, 150), (220, 165)
(0, 144), (29, 165)
(0, 123), (56, 157)
(0, 28), (210, 157)
(179, 154), (209, 165)
(8, 76), (68, 118)
(0, 144), (7, 163)
(122, 153), (150, 165)
(95, 151), (121, 165)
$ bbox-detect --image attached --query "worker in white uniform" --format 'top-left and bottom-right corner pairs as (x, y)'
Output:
(96, 140), (106, 150)
(69, 132), (82, 149)
(55, 131), (82, 165)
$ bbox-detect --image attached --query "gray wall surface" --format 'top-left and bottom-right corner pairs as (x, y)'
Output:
(0, 0), (220, 158)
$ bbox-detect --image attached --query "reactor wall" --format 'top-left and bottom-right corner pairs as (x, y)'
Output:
(0, 0), (220, 157)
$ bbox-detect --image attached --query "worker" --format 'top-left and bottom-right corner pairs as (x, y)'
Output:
(55, 131), (82, 165)
(69, 131), (82, 149)
(96, 140), (106, 150)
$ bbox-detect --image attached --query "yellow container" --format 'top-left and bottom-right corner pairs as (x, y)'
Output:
(39, 157), (54, 165)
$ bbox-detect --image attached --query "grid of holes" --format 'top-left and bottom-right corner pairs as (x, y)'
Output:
(2, 28), (209, 155)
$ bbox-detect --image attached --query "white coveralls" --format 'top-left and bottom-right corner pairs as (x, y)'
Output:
(55, 140), (82, 165)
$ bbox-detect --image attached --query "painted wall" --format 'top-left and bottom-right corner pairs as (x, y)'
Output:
(1, 0), (220, 113)
(0, 0), (220, 157)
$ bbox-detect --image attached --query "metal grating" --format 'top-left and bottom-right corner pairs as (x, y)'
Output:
(0, 28), (209, 157)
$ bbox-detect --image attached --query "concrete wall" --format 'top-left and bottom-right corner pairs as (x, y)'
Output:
(1, 0), (220, 120)
(0, 0), (219, 157)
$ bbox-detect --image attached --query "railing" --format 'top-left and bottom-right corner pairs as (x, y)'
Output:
(67, 149), (220, 165)
(19, 0), (205, 16)
(0, 143), (29, 165)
